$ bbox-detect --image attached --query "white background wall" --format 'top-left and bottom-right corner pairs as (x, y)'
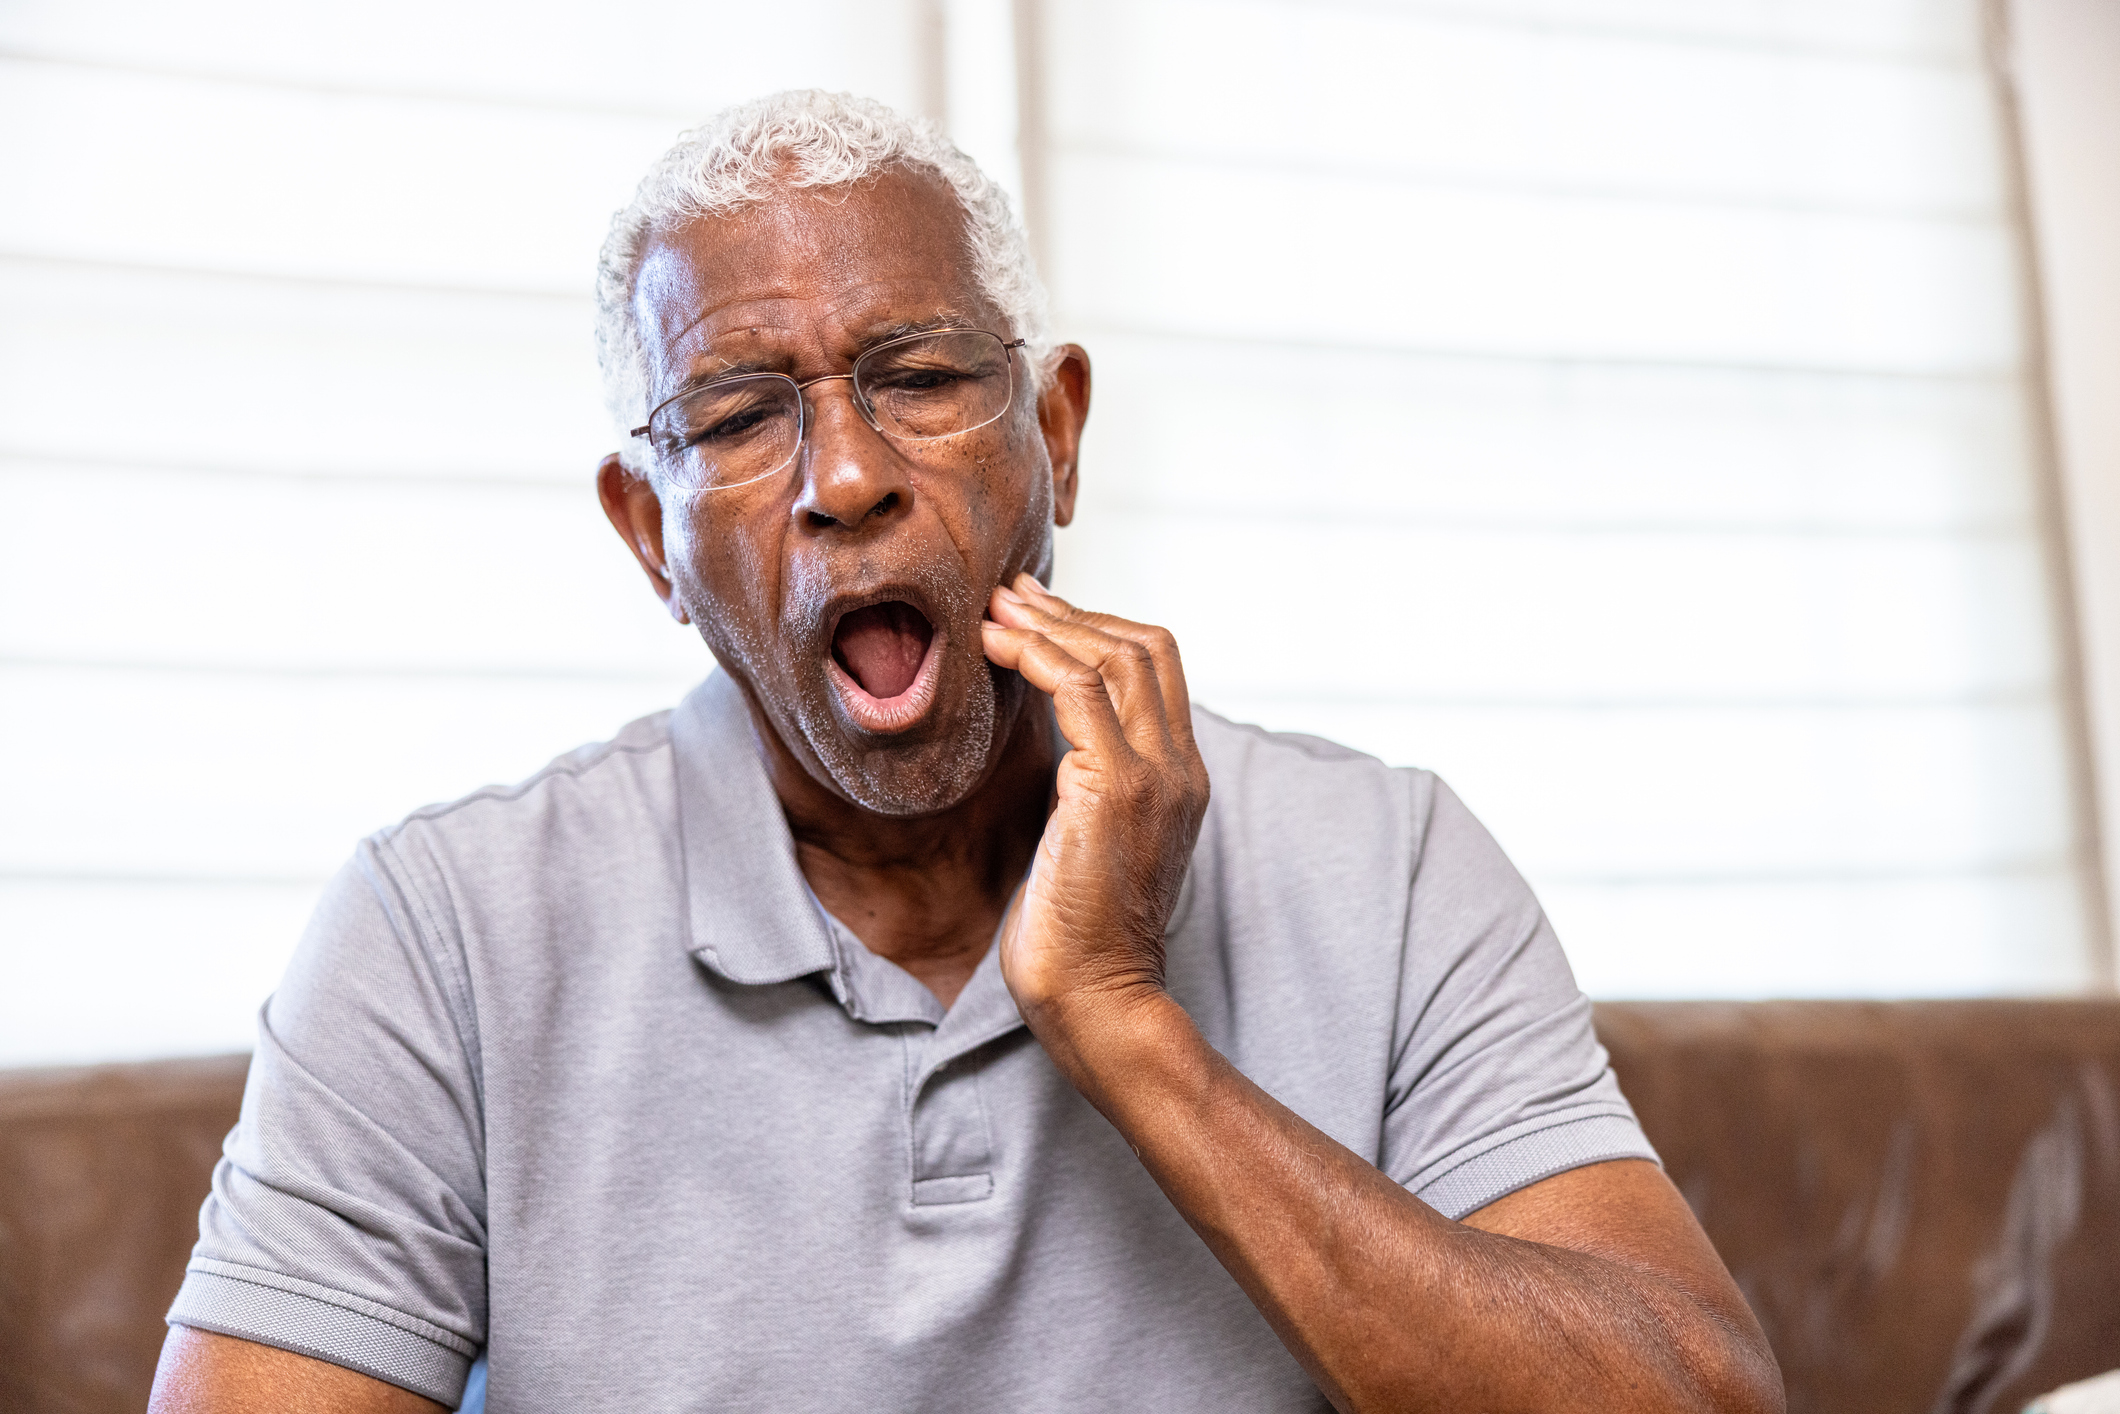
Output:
(1035, 0), (2105, 1000)
(1, 0), (2111, 1067)
(0, 0), (940, 1064)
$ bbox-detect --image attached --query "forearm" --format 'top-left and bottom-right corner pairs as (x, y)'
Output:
(150, 1327), (447, 1414)
(1035, 990), (1778, 1414)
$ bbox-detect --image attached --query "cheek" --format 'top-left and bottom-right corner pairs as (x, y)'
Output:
(958, 413), (1051, 528)
(669, 499), (781, 636)
(994, 420), (1057, 550)
(930, 459), (1042, 578)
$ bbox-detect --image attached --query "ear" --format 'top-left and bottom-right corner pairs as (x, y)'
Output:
(596, 452), (691, 625)
(1035, 344), (1091, 528)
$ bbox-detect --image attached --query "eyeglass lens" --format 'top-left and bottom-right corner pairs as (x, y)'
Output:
(647, 330), (1015, 490)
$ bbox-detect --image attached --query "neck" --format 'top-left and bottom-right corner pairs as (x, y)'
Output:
(748, 691), (1059, 1008)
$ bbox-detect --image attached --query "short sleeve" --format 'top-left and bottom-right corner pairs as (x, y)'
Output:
(1379, 776), (1657, 1219)
(167, 837), (487, 1407)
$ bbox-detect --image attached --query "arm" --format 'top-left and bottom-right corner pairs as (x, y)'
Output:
(149, 849), (490, 1410)
(150, 1328), (446, 1414)
(1052, 997), (1777, 1413)
(982, 576), (1783, 1414)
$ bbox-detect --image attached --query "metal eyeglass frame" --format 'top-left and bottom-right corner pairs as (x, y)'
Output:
(628, 328), (1029, 492)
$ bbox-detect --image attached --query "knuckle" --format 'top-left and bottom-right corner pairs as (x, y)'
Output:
(1061, 664), (1106, 696)
(1111, 641), (1154, 675)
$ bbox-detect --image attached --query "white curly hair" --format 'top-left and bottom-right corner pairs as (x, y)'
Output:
(594, 89), (1052, 475)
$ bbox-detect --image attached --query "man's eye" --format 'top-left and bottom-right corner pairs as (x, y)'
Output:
(691, 405), (775, 444)
(874, 367), (964, 393)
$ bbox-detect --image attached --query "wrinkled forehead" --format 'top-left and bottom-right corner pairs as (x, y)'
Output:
(632, 170), (995, 390)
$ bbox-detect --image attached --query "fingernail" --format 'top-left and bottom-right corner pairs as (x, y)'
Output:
(995, 584), (1024, 604)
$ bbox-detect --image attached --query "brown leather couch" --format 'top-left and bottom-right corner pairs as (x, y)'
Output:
(4, 1002), (2116, 1413)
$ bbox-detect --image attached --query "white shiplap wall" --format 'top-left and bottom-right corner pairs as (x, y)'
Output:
(1, 0), (2100, 1066)
(0, 0), (934, 1064)
(1034, 0), (2102, 996)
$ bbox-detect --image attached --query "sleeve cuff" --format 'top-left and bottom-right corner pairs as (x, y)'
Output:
(167, 1260), (475, 1407)
(1409, 1112), (1661, 1220)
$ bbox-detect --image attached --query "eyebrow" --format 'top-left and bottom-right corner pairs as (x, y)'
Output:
(858, 314), (971, 345)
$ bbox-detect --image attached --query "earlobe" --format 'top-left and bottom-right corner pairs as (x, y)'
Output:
(1052, 461), (1077, 528)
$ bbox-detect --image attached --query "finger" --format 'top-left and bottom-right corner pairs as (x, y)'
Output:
(1008, 577), (1197, 756)
(981, 621), (1133, 763)
(989, 586), (1173, 757)
(989, 587), (1163, 731)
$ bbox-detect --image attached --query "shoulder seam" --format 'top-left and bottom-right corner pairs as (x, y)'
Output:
(384, 731), (671, 835)
(1193, 704), (1420, 770)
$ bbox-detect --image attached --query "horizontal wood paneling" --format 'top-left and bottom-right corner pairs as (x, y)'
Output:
(1, 8), (924, 1063)
(0, 462), (700, 673)
(1544, 867), (2087, 996)
(1035, 0), (2096, 994)
(0, 879), (317, 1065)
(0, 0), (928, 117)
(1057, 512), (2056, 702)
(1074, 332), (2037, 532)
(0, 258), (607, 480)
(1294, 0), (1984, 59)
(1049, 0), (2001, 214)
(1202, 697), (2074, 876)
(0, 59), (677, 289)
(1047, 150), (2021, 370)
(0, 665), (697, 878)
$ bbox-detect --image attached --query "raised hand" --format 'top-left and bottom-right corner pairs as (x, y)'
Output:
(981, 574), (1781, 1414)
(979, 574), (1210, 1063)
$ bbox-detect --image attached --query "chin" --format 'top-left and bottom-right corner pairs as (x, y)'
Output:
(810, 667), (1006, 818)
(768, 617), (1014, 818)
(715, 555), (1040, 817)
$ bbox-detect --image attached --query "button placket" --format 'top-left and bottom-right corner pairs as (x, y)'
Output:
(907, 1044), (997, 1206)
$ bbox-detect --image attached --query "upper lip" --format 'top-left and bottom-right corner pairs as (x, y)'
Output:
(819, 583), (945, 646)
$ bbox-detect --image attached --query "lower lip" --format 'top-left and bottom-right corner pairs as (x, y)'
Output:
(826, 627), (946, 734)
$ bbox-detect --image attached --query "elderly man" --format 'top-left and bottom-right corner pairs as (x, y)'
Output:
(150, 92), (1780, 1413)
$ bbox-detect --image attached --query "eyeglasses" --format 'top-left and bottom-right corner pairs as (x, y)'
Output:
(630, 328), (1028, 492)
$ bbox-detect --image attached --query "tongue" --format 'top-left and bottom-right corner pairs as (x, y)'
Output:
(832, 602), (933, 700)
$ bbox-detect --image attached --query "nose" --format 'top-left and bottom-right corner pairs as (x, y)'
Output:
(790, 378), (915, 535)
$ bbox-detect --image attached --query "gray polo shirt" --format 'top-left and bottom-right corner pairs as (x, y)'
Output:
(169, 672), (1654, 1411)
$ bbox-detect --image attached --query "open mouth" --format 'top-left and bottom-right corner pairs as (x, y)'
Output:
(827, 600), (942, 732)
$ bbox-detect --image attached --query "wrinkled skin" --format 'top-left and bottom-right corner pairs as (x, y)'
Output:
(609, 167), (1076, 822)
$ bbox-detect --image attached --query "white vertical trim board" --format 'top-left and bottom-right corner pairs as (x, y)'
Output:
(2008, 0), (2120, 989)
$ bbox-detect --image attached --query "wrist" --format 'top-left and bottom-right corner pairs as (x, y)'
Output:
(1027, 985), (1211, 1119)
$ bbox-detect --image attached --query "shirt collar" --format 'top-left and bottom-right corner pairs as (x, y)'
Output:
(667, 671), (839, 986)
(665, 671), (1031, 1057)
